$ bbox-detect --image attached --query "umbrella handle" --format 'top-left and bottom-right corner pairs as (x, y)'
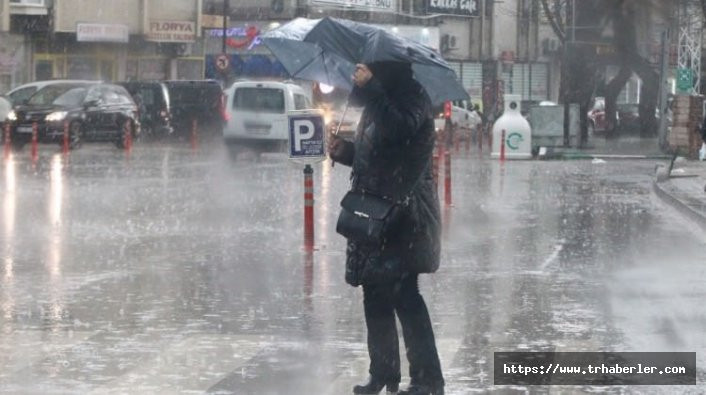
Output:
(333, 99), (350, 137)
(331, 98), (350, 168)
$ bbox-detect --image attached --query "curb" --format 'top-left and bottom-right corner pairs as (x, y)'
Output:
(653, 180), (706, 232)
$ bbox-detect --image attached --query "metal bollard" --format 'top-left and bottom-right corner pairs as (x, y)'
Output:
(124, 121), (133, 156)
(62, 121), (70, 155)
(31, 122), (38, 163)
(191, 119), (199, 151)
(444, 150), (452, 207)
(304, 164), (315, 251)
(432, 153), (439, 190)
(500, 129), (506, 162)
(478, 124), (483, 152)
(3, 122), (10, 159)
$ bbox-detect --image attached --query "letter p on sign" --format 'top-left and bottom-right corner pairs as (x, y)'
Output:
(293, 120), (315, 152)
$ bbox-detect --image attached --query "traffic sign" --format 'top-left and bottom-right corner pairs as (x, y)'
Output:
(216, 54), (230, 71)
(677, 68), (693, 93)
(288, 110), (326, 162)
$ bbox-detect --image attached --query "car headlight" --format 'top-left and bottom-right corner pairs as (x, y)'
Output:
(7, 110), (17, 121)
(45, 111), (68, 122)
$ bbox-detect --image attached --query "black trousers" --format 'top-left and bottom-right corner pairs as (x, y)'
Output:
(362, 273), (444, 386)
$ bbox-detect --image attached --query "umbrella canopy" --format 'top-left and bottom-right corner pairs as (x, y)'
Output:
(263, 17), (469, 105)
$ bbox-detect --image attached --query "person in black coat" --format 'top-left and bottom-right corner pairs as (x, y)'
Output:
(329, 62), (444, 395)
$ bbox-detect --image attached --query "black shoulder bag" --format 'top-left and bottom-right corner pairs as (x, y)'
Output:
(335, 168), (425, 245)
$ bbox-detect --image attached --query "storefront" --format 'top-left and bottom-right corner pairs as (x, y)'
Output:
(204, 22), (287, 81)
(32, 23), (129, 81)
(0, 33), (28, 92)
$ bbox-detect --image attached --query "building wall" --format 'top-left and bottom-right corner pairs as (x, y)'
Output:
(54, 0), (141, 33)
(1, 0), (9, 32)
(493, 0), (518, 59)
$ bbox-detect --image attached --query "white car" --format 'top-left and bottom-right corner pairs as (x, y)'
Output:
(6, 80), (100, 105)
(223, 80), (314, 151)
(434, 100), (482, 137)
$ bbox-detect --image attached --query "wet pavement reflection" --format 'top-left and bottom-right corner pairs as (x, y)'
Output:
(0, 143), (704, 394)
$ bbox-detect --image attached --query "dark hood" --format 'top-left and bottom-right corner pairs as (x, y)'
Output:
(350, 61), (416, 107)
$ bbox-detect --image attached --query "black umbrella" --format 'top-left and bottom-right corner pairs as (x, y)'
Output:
(262, 17), (469, 105)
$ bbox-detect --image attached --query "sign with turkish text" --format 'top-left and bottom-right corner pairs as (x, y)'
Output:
(76, 23), (129, 43)
(201, 14), (225, 29)
(146, 20), (196, 43)
(427, 0), (480, 17)
(309, 0), (396, 12)
(289, 111), (326, 161)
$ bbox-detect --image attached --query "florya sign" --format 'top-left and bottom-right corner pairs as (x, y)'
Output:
(146, 21), (196, 43)
(427, 0), (480, 16)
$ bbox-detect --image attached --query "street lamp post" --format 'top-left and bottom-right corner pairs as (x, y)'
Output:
(221, 0), (230, 86)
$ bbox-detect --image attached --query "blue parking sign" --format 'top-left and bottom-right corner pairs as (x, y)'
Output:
(288, 111), (326, 161)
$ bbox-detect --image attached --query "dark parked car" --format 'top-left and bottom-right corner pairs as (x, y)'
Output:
(163, 80), (226, 138)
(6, 82), (139, 150)
(118, 81), (172, 138)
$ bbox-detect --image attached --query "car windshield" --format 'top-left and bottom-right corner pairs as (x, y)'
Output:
(53, 88), (88, 107)
(27, 84), (88, 106)
(234, 87), (285, 113)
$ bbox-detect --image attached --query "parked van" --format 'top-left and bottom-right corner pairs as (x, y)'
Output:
(223, 80), (313, 151)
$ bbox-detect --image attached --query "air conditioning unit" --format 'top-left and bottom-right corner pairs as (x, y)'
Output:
(441, 34), (459, 52)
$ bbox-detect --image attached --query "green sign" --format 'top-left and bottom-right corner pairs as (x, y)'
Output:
(506, 132), (524, 150)
(677, 68), (693, 93)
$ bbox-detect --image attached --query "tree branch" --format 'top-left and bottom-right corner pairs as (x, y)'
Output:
(540, 0), (565, 42)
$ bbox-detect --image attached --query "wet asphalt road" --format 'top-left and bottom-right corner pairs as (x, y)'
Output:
(0, 141), (705, 394)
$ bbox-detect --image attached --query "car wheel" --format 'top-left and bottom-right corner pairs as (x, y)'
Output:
(69, 121), (82, 150)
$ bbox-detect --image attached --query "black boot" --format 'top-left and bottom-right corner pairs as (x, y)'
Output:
(353, 376), (399, 394)
(398, 383), (444, 395)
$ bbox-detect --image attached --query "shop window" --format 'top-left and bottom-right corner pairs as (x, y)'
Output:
(177, 59), (204, 80)
(35, 60), (53, 80)
(67, 57), (97, 79)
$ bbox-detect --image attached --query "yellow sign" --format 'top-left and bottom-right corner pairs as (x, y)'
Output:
(201, 14), (225, 29)
(146, 20), (196, 43)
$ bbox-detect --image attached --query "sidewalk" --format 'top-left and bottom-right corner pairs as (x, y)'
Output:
(654, 158), (706, 231)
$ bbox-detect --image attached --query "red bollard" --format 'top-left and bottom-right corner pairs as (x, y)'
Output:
(31, 122), (38, 163)
(190, 119), (199, 151)
(488, 126), (493, 151)
(444, 150), (452, 207)
(478, 124), (483, 152)
(3, 122), (10, 159)
(304, 165), (315, 251)
(62, 121), (70, 155)
(432, 153), (439, 190)
(124, 121), (133, 156)
(500, 129), (506, 162)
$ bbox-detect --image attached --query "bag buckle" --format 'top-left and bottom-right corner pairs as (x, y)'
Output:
(354, 210), (370, 219)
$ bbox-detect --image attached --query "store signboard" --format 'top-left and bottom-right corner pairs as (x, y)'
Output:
(309, 0), (396, 12)
(146, 20), (196, 43)
(76, 23), (129, 43)
(427, 0), (480, 17)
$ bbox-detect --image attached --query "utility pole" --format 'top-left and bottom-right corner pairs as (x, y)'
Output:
(222, 0), (229, 54)
(562, 0), (575, 147)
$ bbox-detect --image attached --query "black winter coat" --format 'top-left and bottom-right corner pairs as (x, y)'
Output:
(335, 77), (441, 287)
